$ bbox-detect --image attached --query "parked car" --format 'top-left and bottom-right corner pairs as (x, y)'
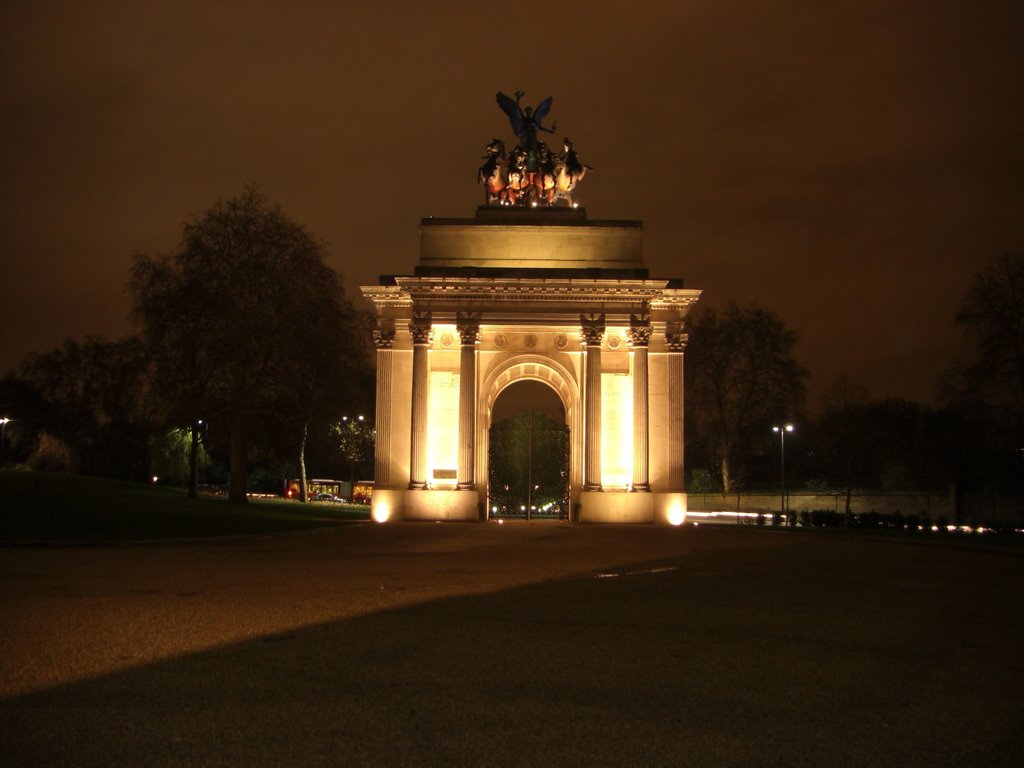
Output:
(311, 492), (342, 503)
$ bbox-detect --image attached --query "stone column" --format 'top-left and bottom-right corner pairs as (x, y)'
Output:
(581, 313), (605, 491)
(372, 328), (395, 487)
(666, 324), (689, 490)
(628, 315), (652, 492)
(456, 313), (481, 489)
(408, 313), (432, 490)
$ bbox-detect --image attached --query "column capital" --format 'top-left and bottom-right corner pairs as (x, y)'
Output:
(456, 311), (482, 346)
(410, 312), (433, 346)
(627, 314), (652, 348)
(666, 332), (689, 352)
(372, 329), (396, 349)
(666, 321), (688, 352)
(580, 312), (606, 347)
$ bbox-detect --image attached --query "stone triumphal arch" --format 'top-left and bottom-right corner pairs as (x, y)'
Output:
(361, 206), (701, 524)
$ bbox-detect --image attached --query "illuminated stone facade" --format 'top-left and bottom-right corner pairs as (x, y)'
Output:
(361, 207), (701, 523)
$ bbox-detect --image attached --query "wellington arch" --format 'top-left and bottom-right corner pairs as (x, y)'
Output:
(361, 90), (698, 524)
(361, 202), (702, 524)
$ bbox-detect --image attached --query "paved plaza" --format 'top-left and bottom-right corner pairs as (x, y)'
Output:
(2, 523), (1022, 766)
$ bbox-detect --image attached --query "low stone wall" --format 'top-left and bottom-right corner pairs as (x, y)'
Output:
(688, 492), (952, 516)
(688, 491), (1024, 524)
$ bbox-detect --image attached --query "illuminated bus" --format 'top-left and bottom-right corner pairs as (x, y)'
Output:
(283, 478), (374, 503)
(284, 478), (350, 500)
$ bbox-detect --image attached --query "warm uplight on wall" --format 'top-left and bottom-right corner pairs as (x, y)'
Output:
(427, 360), (460, 487)
(601, 370), (633, 488)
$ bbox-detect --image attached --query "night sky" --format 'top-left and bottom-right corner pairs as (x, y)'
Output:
(2, 1), (1021, 404)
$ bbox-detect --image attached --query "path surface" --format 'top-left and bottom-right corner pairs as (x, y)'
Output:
(2, 523), (1022, 766)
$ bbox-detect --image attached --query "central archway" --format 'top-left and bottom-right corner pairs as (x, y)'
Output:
(479, 356), (582, 521)
(489, 382), (568, 519)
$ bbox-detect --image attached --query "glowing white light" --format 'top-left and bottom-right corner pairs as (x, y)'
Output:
(667, 505), (686, 526)
(151, 475), (158, 483)
(372, 503), (391, 523)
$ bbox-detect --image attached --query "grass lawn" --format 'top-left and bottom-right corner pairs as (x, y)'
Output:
(0, 470), (370, 543)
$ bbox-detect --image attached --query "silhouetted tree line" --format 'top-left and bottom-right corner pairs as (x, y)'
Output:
(685, 253), (1024, 499)
(1, 186), (1019, 508)
(0, 337), (151, 478)
(0, 187), (374, 500)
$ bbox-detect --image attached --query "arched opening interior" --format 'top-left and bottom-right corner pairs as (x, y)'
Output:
(488, 380), (569, 520)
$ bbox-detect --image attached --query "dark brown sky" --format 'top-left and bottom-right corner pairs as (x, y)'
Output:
(2, 1), (1021, 404)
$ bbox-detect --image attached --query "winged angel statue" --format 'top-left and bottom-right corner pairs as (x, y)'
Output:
(479, 91), (591, 208)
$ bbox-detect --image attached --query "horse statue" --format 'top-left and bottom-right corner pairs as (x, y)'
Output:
(477, 139), (507, 205)
(481, 93), (592, 207)
(533, 141), (558, 205)
(554, 137), (592, 207)
(504, 146), (532, 206)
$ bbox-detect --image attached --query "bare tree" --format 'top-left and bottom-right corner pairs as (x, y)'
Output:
(816, 375), (881, 523)
(11, 336), (149, 477)
(131, 187), (367, 503)
(955, 252), (1024, 423)
(686, 302), (808, 492)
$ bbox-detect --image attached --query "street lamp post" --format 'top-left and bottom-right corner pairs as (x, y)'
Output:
(197, 419), (209, 484)
(0, 417), (9, 466)
(772, 424), (795, 526)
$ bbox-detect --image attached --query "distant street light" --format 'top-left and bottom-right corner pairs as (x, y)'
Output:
(197, 419), (209, 483)
(772, 424), (795, 526)
(0, 417), (10, 466)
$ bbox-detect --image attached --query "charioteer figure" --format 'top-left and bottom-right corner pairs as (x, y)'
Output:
(495, 90), (556, 156)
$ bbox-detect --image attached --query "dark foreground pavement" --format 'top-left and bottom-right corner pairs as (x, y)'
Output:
(2, 523), (1022, 767)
